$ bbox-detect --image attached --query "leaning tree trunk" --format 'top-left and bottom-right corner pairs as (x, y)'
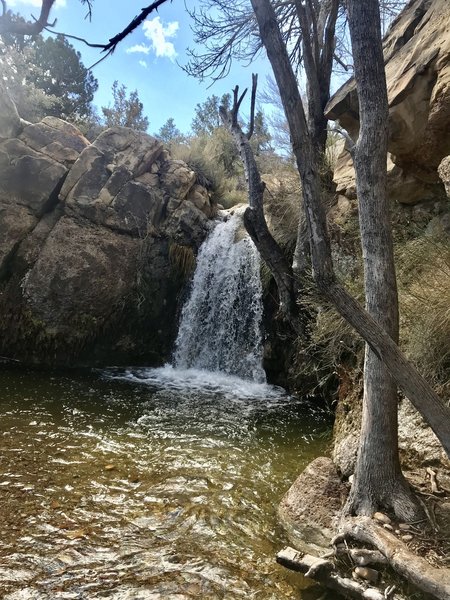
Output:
(344, 0), (421, 520)
(249, 0), (450, 457)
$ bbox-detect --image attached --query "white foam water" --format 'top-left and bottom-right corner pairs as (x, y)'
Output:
(109, 365), (288, 403)
(173, 211), (266, 383)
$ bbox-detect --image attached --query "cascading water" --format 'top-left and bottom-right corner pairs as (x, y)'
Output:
(173, 210), (266, 383)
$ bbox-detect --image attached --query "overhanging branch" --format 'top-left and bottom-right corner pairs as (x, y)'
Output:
(0, 0), (171, 64)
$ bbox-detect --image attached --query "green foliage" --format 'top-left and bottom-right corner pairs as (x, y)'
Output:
(0, 25), (97, 123)
(31, 35), (98, 121)
(102, 81), (149, 131)
(156, 117), (186, 146)
(0, 38), (60, 122)
(191, 93), (230, 136)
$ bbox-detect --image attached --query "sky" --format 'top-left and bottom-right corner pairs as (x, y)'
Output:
(7, 0), (275, 135)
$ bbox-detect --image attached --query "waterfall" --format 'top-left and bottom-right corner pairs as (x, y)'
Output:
(173, 211), (266, 383)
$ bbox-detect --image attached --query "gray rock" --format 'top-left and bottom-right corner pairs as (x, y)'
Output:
(0, 138), (67, 215)
(278, 457), (347, 555)
(19, 117), (89, 166)
(0, 114), (214, 366)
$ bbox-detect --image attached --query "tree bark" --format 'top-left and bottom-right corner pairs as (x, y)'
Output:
(344, 0), (421, 520)
(277, 546), (406, 600)
(337, 517), (450, 600)
(219, 85), (300, 329)
(0, 0), (55, 35)
(249, 0), (450, 458)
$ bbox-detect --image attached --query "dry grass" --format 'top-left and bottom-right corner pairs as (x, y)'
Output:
(398, 236), (450, 397)
(262, 169), (302, 254)
(169, 243), (196, 279)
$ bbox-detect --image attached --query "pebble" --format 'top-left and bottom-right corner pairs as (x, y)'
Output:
(399, 523), (411, 531)
(353, 566), (380, 584)
(104, 464), (116, 471)
(373, 512), (391, 524)
(383, 523), (394, 531)
(402, 534), (413, 542)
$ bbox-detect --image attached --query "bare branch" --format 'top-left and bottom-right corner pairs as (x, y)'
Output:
(0, 0), (171, 62)
(247, 73), (258, 140)
(41, 26), (106, 49)
(220, 75), (301, 328)
(231, 85), (247, 127)
(334, 51), (351, 71)
(99, 0), (171, 54)
(337, 517), (450, 600)
(277, 546), (407, 600)
(0, 0), (56, 35)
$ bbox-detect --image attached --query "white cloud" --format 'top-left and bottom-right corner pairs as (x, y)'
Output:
(8, 0), (66, 8)
(138, 60), (148, 69)
(126, 44), (151, 55)
(142, 16), (179, 60)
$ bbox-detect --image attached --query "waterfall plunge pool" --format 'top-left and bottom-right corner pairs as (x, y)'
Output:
(0, 364), (332, 599)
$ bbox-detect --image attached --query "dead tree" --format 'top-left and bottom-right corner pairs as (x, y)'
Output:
(219, 75), (300, 330)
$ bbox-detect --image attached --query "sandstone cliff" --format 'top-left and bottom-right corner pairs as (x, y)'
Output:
(0, 85), (215, 366)
(327, 0), (450, 210)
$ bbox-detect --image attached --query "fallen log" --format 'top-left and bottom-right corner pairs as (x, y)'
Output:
(276, 547), (405, 600)
(336, 516), (450, 600)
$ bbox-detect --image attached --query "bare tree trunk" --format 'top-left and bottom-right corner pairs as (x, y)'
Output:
(249, 0), (450, 458)
(344, 0), (421, 520)
(291, 0), (339, 274)
(219, 83), (300, 329)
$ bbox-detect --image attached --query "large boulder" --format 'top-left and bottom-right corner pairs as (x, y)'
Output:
(327, 0), (450, 205)
(278, 457), (347, 555)
(0, 109), (216, 365)
(0, 116), (88, 283)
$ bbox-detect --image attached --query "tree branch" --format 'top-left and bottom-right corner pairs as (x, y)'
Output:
(231, 85), (247, 127)
(0, 0), (56, 35)
(250, 0), (450, 457)
(220, 76), (301, 329)
(0, 0), (171, 61)
(336, 517), (450, 600)
(277, 547), (407, 600)
(247, 73), (258, 140)
(99, 0), (171, 54)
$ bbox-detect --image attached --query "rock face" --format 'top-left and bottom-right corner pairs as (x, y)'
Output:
(0, 90), (215, 366)
(327, 0), (450, 206)
(278, 457), (347, 555)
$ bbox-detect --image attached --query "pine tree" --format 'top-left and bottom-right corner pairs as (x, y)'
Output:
(101, 81), (149, 132)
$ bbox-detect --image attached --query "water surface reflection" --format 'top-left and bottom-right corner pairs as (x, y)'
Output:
(0, 366), (332, 599)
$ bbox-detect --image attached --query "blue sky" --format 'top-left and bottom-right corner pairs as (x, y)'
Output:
(8, 0), (274, 135)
